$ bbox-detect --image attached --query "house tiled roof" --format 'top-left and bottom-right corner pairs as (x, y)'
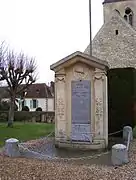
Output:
(24, 83), (53, 99)
(0, 83), (54, 99)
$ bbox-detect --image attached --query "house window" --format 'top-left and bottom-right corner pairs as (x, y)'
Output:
(124, 7), (133, 26)
(30, 99), (38, 109)
(33, 100), (37, 108)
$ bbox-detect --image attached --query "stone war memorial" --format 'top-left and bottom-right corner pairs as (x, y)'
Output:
(50, 51), (109, 150)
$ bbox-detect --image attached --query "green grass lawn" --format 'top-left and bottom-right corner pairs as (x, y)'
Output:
(0, 122), (54, 147)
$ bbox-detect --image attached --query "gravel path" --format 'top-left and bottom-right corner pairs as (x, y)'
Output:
(0, 141), (136, 179)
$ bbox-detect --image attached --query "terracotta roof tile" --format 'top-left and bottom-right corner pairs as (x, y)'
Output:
(24, 83), (53, 98)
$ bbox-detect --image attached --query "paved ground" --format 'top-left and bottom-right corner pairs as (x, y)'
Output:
(0, 140), (136, 179)
(19, 137), (124, 166)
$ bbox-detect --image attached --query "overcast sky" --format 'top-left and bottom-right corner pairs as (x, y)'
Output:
(0, 0), (103, 83)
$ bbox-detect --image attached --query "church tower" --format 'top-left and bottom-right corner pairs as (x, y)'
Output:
(103, 0), (136, 29)
(85, 0), (136, 69)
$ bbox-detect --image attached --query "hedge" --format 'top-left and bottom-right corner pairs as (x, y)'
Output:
(108, 68), (136, 134)
(0, 111), (55, 123)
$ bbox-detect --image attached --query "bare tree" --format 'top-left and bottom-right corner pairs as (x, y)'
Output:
(0, 43), (37, 127)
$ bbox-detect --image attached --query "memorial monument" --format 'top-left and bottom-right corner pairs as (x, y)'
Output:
(50, 51), (109, 150)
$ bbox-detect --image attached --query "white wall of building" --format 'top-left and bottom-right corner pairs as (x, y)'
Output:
(47, 98), (54, 112)
(2, 97), (54, 112)
(24, 98), (54, 112)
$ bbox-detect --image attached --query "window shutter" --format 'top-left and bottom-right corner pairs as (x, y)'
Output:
(30, 100), (33, 109)
(36, 100), (38, 108)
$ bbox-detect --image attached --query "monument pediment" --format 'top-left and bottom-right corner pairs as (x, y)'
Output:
(50, 51), (109, 72)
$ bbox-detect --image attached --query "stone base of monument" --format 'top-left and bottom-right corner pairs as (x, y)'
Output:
(5, 138), (20, 157)
(111, 144), (129, 166)
(55, 139), (106, 150)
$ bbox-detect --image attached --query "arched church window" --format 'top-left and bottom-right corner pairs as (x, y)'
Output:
(124, 7), (133, 26)
(124, 15), (127, 21)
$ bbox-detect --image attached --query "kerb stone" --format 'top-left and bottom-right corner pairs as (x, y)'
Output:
(111, 144), (129, 166)
(5, 138), (20, 157)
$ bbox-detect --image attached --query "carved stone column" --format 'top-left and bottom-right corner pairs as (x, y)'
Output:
(93, 69), (105, 139)
(55, 74), (66, 140)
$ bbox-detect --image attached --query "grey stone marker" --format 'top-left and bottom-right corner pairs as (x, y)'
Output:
(111, 144), (129, 166)
(123, 126), (133, 142)
(5, 138), (20, 157)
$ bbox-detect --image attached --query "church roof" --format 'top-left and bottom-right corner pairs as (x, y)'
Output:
(103, 0), (129, 4)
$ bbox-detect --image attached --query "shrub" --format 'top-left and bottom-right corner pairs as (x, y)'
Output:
(36, 107), (42, 111)
(0, 111), (55, 123)
(22, 106), (30, 111)
(0, 111), (32, 122)
(14, 111), (32, 122)
(0, 112), (8, 122)
(0, 101), (9, 111)
(0, 101), (18, 111)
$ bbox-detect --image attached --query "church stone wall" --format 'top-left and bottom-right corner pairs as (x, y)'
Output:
(103, 1), (136, 30)
(85, 12), (136, 69)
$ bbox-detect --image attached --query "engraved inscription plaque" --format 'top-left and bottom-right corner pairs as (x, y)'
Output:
(72, 124), (92, 142)
(71, 80), (91, 142)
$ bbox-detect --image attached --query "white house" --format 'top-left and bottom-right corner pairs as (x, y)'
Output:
(20, 83), (54, 112)
(0, 82), (55, 112)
